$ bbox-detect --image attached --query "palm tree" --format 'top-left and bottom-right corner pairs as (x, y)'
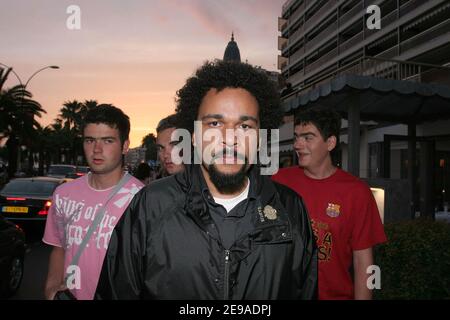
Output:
(0, 67), (11, 92)
(74, 100), (99, 162)
(0, 68), (12, 135)
(80, 100), (98, 119)
(59, 100), (82, 131)
(48, 119), (68, 165)
(58, 100), (85, 164)
(0, 67), (46, 177)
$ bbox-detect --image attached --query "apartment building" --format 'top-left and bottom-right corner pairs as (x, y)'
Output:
(279, 0), (450, 88)
(278, 0), (450, 220)
(125, 146), (146, 170)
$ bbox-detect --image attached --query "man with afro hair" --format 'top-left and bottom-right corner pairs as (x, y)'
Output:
(95, 60), (317, 300)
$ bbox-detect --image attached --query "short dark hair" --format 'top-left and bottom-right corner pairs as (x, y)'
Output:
(295, 107), (341, 142)
(82, 104), (130, 145)
(175, 60), (283, 132)
(156, 114), (178, 134)
(295, 107), (341, 163)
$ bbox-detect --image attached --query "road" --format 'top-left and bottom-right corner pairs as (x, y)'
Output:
(10, 223), (50, 300)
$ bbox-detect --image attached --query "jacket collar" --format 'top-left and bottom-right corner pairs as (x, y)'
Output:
(176, 164), (292, 245)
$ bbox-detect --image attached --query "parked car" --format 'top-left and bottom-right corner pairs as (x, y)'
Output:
(0, 177), (68, 222)
(66, 166), (90, 179)
(0, 215), (26, 298)
(13, 171), (27, 178)
(46, 164), (76, 179)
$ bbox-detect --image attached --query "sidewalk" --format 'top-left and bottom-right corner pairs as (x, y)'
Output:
(435, 211), (450, 223)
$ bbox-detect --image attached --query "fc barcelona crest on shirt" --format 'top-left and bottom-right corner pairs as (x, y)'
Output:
(263, 205), (278, 220)
(326, 203), (341, 218)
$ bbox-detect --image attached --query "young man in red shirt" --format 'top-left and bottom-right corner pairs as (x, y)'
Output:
(272, 107), (387, 300)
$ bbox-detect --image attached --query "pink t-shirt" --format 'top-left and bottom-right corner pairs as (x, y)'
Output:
(43, 173), (144, 299)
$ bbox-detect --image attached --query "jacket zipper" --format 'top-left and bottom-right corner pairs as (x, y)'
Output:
(223, 249), (230, 300)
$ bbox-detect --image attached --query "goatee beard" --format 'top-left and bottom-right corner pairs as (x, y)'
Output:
(206, 162), (249, 195)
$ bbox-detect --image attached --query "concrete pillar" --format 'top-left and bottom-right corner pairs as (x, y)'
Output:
(383, 135), (391, 178)
(348, 97), (360, 177)
(341, 142), (348, 171)
(419, 140), (435, 219)
(359, 126), (369, 178)
(408, 122), (417, 219)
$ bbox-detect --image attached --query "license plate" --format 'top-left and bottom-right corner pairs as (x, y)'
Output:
(2, 206), (29, 213)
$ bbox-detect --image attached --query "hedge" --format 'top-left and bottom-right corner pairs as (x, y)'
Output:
(374, 218), (450, 299)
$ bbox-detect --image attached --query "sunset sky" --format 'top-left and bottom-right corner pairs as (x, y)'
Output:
(1, 0), (285, 147)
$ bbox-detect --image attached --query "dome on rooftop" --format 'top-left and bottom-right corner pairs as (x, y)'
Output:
(223, 32), (241, 62)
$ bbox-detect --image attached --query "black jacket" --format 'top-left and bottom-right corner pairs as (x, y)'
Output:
(95, 164), (317, 299)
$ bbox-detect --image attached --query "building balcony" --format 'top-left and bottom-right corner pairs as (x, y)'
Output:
(305, 21), (338, 52)
(372, 17), (450, 60)
(339, 1), (364, 27)
(305, 47), (339, 74)
(289, 5), (304, 27)
(356, 57), (439, 82)
(288, 25), (304, 47)
(283, 0), (365, 57)
(282, 0), (296, 16)
(400, 18), (450, 54)
(347, 57), (449, 84)
(375, 46), (399, 60)
(278, 17), (288, 32)
(285, 56), (450, 104)
(288, 69), (305, 87)
(304, 1), (337, 31)
(283, 0), (449, 83)
(279, 36), (288, 51)
(289, 45), (304, 63)
(339, 31), (364, 54)
(365, 8), (399, 39)
(399, 0), (426, 17)
(284, 1), (365, 69)
(278, 55), (289, 71)
(287, 22), (339, 66)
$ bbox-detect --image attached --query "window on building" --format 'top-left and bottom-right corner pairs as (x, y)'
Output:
(366, 31), (398, 57)
(340, 19), (363, 43)
(339, 49), (364, 68)
(339, 0), (360, 16)
(305, 0), (327, 22)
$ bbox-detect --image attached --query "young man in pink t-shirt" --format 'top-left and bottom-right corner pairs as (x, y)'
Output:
(272, 107), (387, 300)
(43, 105), (144, 300)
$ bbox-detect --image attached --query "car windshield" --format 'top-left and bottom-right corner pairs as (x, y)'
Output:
(48, 166), (76, 175)
(1, 180), (59, 196)
(77, 167), (90, 173)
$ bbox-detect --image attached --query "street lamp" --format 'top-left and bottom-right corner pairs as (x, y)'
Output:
(24, 65), (60, 88)
(0, 63), (59, 89)
(0, 63), (60, 175)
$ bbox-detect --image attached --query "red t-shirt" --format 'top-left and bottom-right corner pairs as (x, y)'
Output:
(272, 166), (387, 300)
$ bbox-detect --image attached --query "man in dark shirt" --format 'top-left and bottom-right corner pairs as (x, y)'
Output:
(95, 60), (317, 299)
